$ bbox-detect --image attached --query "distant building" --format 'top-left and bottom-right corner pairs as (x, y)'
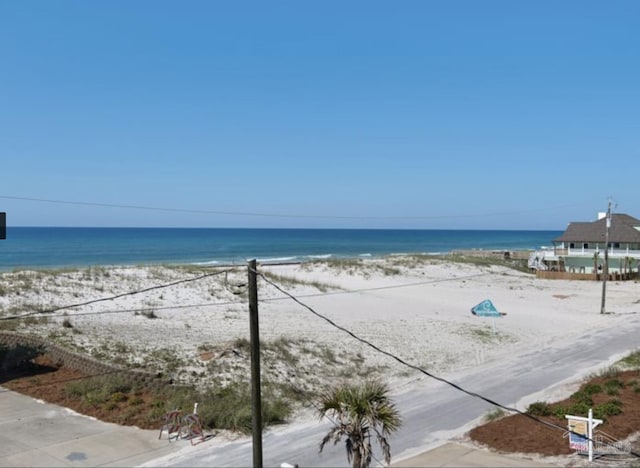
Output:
(546, 213), (640, 275)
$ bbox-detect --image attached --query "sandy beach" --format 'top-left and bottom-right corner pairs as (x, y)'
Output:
(2, 255), (638, 397)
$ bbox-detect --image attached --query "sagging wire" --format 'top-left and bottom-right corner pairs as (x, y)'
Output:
(256, 269), (640, 459)
(0, 268), (239, 322)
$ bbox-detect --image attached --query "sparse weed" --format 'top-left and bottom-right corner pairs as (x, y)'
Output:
(619, 349), (640, 369)
(484, 408), (507, 422)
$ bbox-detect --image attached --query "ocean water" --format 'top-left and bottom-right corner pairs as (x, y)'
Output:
(0, 227), (562, 270)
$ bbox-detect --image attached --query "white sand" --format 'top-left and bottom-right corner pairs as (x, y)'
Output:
(1, 257), (639, 398)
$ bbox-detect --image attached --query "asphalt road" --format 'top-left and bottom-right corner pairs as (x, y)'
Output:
(143, 314), (640, 467)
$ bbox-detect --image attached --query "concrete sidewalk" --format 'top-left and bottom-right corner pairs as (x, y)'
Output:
(2, 386), (560, 467)
(0, 387), (188, 467)
(393, 443), (559, 467)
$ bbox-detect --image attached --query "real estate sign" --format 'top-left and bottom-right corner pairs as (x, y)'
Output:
(566, 418), (588, 451)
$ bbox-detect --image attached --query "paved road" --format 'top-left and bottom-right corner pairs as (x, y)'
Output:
(143, 314), (640, 467)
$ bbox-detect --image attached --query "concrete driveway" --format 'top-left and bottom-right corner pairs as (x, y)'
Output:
(0, 387), (188, 467)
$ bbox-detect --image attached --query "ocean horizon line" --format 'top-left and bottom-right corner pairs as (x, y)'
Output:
(7, 226), (561, 232)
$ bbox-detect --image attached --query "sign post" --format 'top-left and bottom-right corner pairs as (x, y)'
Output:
(566, 408), (602, 461)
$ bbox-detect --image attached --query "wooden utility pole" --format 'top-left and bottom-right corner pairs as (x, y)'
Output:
(600, 201), (612, 314)
(247, 259), (263, 468)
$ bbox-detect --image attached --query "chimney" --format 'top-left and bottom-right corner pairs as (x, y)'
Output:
(597, 212), (607, 220)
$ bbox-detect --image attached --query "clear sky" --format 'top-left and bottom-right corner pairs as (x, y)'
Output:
(1, 1), (638, 230)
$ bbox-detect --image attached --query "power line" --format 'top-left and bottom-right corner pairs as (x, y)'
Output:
(4, 299), (247, 320)
(259, 271), (487, 303)
(0, 194), (599, 220)
(256, 270), (640, 459)
(0, 270), (496, 322)
(0, 268), (237, 321)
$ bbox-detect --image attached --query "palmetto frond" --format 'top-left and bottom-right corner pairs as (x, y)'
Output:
(317, 380), (402, 468)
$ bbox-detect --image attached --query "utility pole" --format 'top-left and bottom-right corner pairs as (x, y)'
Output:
(247, 259), (263, 468)
(600, 201), (612, 314)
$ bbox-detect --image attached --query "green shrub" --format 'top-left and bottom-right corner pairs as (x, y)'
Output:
(565, 401), (592, 417)
(526, 401), (552, 416)
(594, 399), (622, 420)
(582, 383), (603, 395)
(604, 379), (624, 396)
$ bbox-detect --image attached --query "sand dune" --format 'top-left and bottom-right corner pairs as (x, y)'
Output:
(2, 257), (638, 399)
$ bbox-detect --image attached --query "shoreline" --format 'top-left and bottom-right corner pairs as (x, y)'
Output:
(0, 248), (538, 273)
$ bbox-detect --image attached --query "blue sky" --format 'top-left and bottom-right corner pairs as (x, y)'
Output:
(1, 1), (638, 229)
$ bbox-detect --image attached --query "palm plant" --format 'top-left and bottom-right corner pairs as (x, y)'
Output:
(317, 380), (401, 468)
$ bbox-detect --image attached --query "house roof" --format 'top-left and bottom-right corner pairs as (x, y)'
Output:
(554, 214), (640, 244)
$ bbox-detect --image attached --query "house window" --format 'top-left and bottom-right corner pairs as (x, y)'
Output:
(569, 243), (575, 249)
(583, 243), (589, 249)
(613, 242), (620, 248)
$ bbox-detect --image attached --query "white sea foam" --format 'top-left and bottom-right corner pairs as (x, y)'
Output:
(308, 254), (332, 259)
(192, 260), (220, 266)
(359, 253), (372, 257)
(256, 256), (297, 263)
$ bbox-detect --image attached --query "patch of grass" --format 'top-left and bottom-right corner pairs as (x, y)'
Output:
(604, 378), (624, 396)
(155, 381), (293, 433)
(320, 346), (337, 364)
(114, 342), (129, 354)
(618, 349), (640, 369)
(429, 253), (531, 273)
(261, 271), (337, 292)
(484, 408), (507, 422)
(65, 375), (135, 405)
(232, 337), (251, 353)
(466, 327), (497, 343)
(147, 347), (185, 373)
(23, 315), (50, 326)
(302, 344), (339, 365)
(141, 309), (159, 319)
(110, 391), (129, 403)
(266, 337), (299, 366)
(0, 318), (19, 331)
(594, 366), (620, 379)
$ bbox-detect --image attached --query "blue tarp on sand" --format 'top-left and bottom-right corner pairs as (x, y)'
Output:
(471, 299), (504, 317)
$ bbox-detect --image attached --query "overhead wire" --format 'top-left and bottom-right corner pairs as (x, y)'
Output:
(0, 269), (490, 322)
(9, 299), (247, 320)
(0, 267), (240, 321)
(259, 272), (488, 302)
(256, 269), (640, 459)
(0, 194), (600, 220)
